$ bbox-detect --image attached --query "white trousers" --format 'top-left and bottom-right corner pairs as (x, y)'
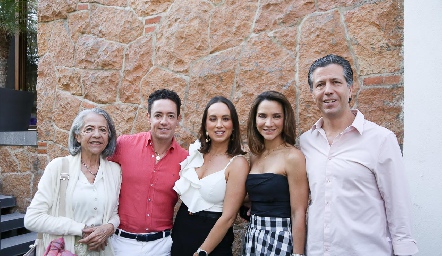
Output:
(111, 232), (172, 256)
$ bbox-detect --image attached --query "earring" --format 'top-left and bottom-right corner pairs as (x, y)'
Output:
(205, 131), (210, 143)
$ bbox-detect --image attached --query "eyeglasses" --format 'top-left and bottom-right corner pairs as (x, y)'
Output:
(81, 127), (109, 135)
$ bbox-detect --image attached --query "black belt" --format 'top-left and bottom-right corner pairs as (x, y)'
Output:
(189, 210), (222, 219)
(114, 229), (170, 242)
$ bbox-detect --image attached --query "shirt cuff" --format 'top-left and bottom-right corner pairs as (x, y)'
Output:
(393, 239), (418, 255)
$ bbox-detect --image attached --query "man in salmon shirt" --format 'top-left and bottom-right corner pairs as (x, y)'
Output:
(110, 89), (188, 255)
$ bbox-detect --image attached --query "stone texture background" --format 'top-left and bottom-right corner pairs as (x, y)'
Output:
(0, 0), (404, 254)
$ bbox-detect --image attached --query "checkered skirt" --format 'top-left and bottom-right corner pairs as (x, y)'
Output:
(242, 214), (293, 256)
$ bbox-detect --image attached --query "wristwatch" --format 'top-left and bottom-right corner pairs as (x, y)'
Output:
(196, 248), (208, 256)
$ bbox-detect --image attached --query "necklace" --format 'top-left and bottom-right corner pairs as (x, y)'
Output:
(205, 152), (226, 164)
(82, 161), (98, 177)
(200, 152), (226, 174)
(262, 142), (285, 160)
(154, 150), (167, 161)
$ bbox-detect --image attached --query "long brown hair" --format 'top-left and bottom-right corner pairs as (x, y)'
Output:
(247, 91), (296, 155)
(199, 96), (246, 157)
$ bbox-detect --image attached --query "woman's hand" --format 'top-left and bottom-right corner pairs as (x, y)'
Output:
(78, 223), (114, 251)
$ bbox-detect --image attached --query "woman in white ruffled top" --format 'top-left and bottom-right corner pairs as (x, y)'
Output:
(171, 96), (249, 256)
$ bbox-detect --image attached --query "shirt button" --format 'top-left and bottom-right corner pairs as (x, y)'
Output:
(152, 155), (155, 158)
(148, 198), (151, 201)
(147, 214), (150, 217)
(146, 228), (149, 231)
(91, 224), (95, 227)
(151, 184), (153, 186)
(94, 207), (97, 210)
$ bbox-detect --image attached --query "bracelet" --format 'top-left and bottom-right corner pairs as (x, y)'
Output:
(292, 254), (305, 256)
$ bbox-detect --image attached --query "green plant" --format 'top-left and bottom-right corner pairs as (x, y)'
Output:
(0, 0), (37, 91)
(0, 0), (36, 36)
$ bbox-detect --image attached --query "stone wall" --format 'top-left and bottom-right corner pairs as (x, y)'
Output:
(0, 0), (404, 254)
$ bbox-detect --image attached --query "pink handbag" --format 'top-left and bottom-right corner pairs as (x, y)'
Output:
(43, 237), (76, 256)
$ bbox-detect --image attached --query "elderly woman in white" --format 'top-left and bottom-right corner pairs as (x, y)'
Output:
(25, 108), (121, 256)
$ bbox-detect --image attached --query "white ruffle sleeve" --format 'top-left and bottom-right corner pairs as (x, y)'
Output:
(173, 140), (215, 213)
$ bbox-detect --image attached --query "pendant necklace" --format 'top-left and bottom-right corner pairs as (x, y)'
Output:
(262, 142), (285, 160)
(154, 150), (167, 161)
(82, 161), (98, 177)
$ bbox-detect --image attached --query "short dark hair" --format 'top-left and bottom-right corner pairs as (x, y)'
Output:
(68, 108), (117, 157)
(247, 91), (296, 155)
(147, 89), (182, 116)
(308, 54), (354, 91)
(199, 96), (245, 157)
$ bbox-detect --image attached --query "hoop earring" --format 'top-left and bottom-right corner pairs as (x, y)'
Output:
(206, 131), (210, 143)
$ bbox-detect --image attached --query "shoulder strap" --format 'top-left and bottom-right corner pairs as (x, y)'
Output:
(224, 154), (245, 170)
(35, 158), (70, 241)
(58, 157), (70, 217)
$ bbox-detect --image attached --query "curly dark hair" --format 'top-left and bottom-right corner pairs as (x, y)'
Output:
(147, 89), (182, 116)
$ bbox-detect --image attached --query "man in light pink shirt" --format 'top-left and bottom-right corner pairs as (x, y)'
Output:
(300, 54), (418, 256)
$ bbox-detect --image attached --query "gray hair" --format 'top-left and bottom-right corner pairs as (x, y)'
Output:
(308, 54), (354, 91)
(68, 108), (117, 157)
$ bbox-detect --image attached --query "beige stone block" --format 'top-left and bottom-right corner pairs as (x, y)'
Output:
(54, 129), (70, 150)
(75, 35), (125, 70)
(254, 0), (315, 33)
(31, 171), (43, 198)
(38, 0), (77, 22)
(56, 67), (82, 96)
(318, 0), (360, 11)
(120, 36), (154, 103)
(102, 104), (138, 135)
(130, 0), (173, 16)
(37, 155), (49, 171)
(119, 82), (142, 105)
(81, 70), (120, 103)
(236, 33), (296, 128)
(37, 22), (51, 56)
(0, 147), (18, 174)
(53, 92), (82, 131)
(47, 142), (68, 160)
(358, 86), (404, 143)
(270, 25), (298, 54)
(37, 120), (55, 142)
(90, 5), (143, 44)
(48, 20), (75, 67)
(14, 148), (37, 173)
(210, 0), (257, 53)
(186, 48), (240, 133)
(91, 0), (127, 7)
(68, 11), (91, 42)
(132, 107), (150, 135)
(140, 67), (188, 109)
(156, 1), (212, 72)
(174, 126), (195, 151)
(345, 0), (403, 75)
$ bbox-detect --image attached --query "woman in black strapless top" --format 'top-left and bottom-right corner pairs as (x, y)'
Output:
(242, 91), (309, 256)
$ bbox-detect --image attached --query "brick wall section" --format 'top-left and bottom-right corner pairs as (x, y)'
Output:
(0, 0), (404, 254)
